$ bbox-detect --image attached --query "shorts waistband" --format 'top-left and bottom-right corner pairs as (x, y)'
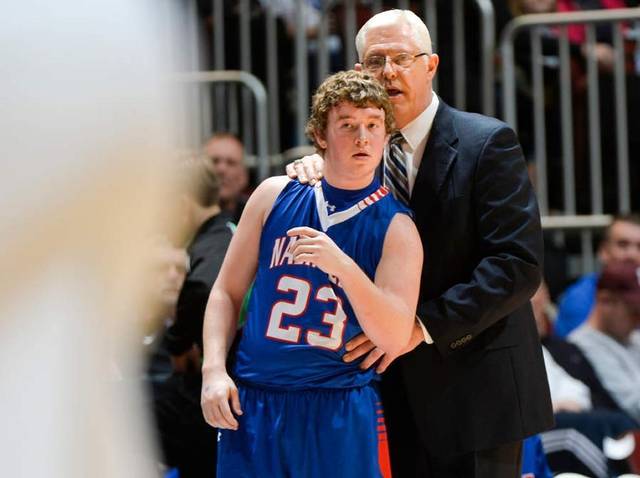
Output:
(235, 378), (378, 393)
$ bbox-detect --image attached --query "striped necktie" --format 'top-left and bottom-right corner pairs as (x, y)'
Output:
(384, 132), (410, 206)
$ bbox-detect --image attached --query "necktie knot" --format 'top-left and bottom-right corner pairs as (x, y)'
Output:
(390, 131), (405, 146)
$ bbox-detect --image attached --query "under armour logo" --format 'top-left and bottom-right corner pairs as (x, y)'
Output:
(325, 200), (336, 213)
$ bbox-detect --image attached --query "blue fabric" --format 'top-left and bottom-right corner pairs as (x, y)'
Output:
(217, 383), (387, 478)
(521, 435), (552, 478)
(554, 273), (598, 338)
(164, 468), (179, 478)
(234, 178), (410, 390)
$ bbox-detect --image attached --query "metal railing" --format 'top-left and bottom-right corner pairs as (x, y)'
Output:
(541, 215), (613, 274)
(500, 8), (640, 216)
(176, 70), (270, 182)
(501, 8), (640, 274)
(201, 0), (497, 159)
(176, 0), (640, 271)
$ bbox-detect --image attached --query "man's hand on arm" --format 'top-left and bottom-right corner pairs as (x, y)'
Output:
(343, 318), (428, 373)
(285, 154), (324, 184)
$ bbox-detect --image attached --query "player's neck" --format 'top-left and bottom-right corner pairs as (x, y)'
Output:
(322, 174), (375, 190)
(322, 167), (376, 191)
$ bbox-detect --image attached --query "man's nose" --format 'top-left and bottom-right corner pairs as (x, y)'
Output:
(382, 57), (397, 79)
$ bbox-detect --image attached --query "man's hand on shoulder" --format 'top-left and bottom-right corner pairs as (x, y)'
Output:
(285, 154), (324, 184)
(343, 320), (426, 374)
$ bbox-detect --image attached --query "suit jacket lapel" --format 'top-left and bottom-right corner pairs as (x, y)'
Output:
(411, 101), (458, 207)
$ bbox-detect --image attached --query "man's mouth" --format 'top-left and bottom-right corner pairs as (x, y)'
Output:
(386, 87), (402, 97)
(353, 152), (369, 158)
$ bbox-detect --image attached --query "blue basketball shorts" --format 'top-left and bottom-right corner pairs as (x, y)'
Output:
(216, 382), (392, 478)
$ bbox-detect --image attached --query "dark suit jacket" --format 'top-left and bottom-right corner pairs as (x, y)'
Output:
(382, 101), (554, 468)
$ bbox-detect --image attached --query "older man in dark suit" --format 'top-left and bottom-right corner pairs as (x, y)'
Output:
(288, 9), (553, 478)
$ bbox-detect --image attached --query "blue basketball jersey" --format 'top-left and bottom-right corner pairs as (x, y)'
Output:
(233, 177), (411, 389)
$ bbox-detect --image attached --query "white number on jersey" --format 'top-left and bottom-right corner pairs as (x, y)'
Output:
(266, 275), (347, 350)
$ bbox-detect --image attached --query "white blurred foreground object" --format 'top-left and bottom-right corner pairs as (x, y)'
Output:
(0, 1), (189, 476)
(603, 433), (636, 461)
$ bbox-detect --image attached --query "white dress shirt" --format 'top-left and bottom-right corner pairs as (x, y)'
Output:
(397, 92), (439, 194)
(388, 92), (439, 344)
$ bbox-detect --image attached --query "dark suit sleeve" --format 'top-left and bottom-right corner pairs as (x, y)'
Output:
(419, 124), (543, 357)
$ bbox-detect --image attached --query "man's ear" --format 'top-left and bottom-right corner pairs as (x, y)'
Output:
(354, 63), (363, 72)
(598, 245), (610, 264)
(427, 54), (439, 79)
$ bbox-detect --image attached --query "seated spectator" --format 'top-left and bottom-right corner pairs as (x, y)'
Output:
(543, 345), (593, 413)
(147, 160), (235, 478)
(532, 281), (639, 477)
(569, 262), (640, 425)
(203, 132), (249, 224)
(535, 281), (629, 411)
(142, 237), (189, 381)
(555, 214), (640, 338)
(142, 236), (188, 332)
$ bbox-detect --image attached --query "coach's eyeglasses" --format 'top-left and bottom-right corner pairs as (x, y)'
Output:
(362, 52), (428, 73)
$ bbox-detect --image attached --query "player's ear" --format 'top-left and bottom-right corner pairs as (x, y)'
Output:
(313, 130), (327, 150)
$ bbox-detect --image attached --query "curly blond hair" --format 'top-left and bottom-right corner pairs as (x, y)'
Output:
(305, 70), (395, 151)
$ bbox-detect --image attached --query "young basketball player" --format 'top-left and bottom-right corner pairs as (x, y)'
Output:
(200, 70), (423, 477)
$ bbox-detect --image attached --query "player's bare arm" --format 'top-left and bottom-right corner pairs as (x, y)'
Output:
(201, 175), (290, 430)
(288, 213), (422, 358)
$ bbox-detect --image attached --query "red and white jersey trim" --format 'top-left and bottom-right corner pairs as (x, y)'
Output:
(357, 186), (389, 210)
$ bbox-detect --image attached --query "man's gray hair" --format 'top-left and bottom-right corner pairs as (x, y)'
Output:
(355, 9), (433, 61)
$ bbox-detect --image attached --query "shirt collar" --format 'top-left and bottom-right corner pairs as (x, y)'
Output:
(400, 92), (439, 152)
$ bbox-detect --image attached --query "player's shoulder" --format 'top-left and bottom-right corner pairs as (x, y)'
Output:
(243, 175), (293, 223)
(381, 212), (423, 261)
(257, 175), (292, 193)
(250, 175), (291, 203)
(387, 211), (417, 233)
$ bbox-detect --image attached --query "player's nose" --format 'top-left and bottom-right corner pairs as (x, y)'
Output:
(355, 126), (369, 145)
